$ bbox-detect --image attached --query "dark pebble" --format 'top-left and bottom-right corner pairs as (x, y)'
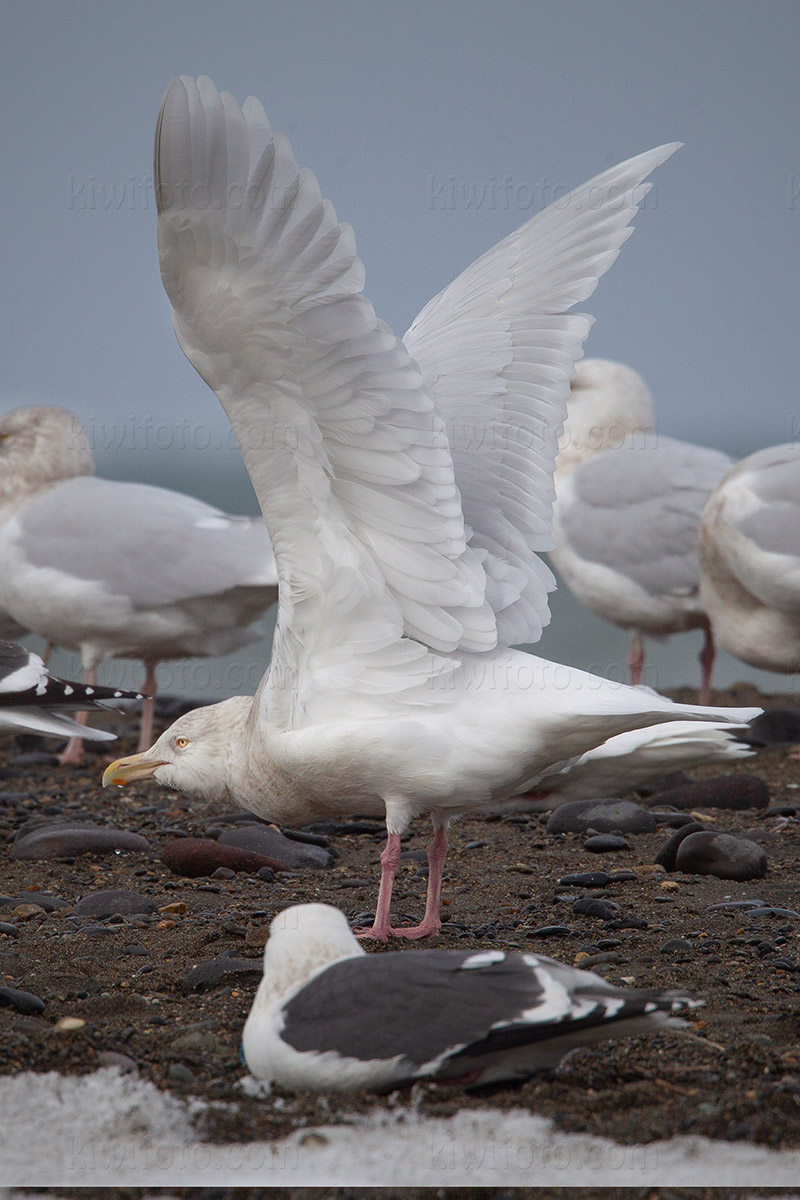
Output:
(0, 923), (19, 937)
(123, 944), (149, 957)
(636, 771), (695, 796)
(75, 890), (158, 918)
(739, 906), (800, 920)
(583, 834), (629, 853)
(573, 897), (618, 921)
(559, 871), (611, 888)
(167, 1063), (196, 1086)
(771, 958), (799, 972)
(608, 870), (638, 882)
(547, 800), (656, 835)
(256, 867), (274, 882)
(304, 820), (385, 836)
(646, 775), (769, 812)
(182, 956), (262, 994)
(741, 709), (800, 747)
(400, 849), (429, 864)
(764, 804), (798, 818)
(649, 811), (702, 828)
(217, 826), (333, 869)
(530, 925), (572, 938)
(162, 837), (288, 878)
(12, 823), (150, 861)
(0, 986), (45, 1014)
(661, 937), (693, 954)
(211, 867), (236, 880)
(607, 916), (649, 930)
(280, 827), (331, 848)
(654, 820), (707, 871)
(675, 831), (768, 881)
(706, 900), (767, 911)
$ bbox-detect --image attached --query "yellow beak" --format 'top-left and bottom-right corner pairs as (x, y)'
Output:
(102, 752), (168, 788)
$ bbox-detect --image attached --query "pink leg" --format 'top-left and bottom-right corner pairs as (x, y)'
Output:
(58, 666), (96, 765)
(698, 626), (715, 706)
(356, 823), (449, 942)
(137, 658), (158, 752)
(628, 630), (645, 687)
(356, 832), (402, 941)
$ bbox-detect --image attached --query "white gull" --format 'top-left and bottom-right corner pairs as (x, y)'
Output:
(103, 76), (758, 939)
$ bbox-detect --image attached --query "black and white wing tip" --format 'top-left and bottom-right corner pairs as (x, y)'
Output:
(0, 642), (146, 711)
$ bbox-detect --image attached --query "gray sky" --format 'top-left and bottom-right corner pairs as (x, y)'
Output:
(3, 0), (800, 507)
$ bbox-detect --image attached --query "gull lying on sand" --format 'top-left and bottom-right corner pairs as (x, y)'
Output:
(104, 76), (758, 939)
(242, 903), (701, 1092)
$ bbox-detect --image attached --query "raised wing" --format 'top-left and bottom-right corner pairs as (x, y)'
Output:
(156, 75), (497, 718)
(404, 143), (680, 644)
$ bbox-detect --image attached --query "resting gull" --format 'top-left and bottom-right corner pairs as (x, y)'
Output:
(699, 443), (800, 674)
(0, 405), (278, 759)
(550, 360), (733, 702)
(103, 76), (759, 939)
(241, 903), (700, 1092)
(0, 640), (142, 742)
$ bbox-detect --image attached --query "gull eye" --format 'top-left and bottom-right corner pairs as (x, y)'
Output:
(175, 736), (190, 749)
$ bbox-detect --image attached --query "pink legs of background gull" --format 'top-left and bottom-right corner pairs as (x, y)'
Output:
(356, 822), (450, 941)
(58, 657), (157, 764)
(629, 626), (715, 706)
(57, 665), (97, 765)
(698, 626), (715, 706)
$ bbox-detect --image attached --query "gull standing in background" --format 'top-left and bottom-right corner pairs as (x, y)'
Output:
(0, 406), (278, 760)
(550, 359), (733, 702)
(699, 443), (800, 675)
(105, 77), (759, 940)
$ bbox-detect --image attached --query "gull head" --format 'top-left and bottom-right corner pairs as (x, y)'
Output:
(0, 406), (94, 505)
(102, 695), (253, 803)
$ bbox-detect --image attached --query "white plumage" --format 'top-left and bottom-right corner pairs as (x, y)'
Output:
(699, 443), (800, 673)
(104, 76), (759, 940)
(241, 904), (700, 1093)
(0, 405), (278, 757)
(550, 360), (733, 702)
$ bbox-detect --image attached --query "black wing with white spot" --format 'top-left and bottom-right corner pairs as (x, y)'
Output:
(0, 641), (145, 710)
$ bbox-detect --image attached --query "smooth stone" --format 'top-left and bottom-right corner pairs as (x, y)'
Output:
(182, 956), (262, 994)
(583, 834), (629, 853)
(572, 897), (618, 921)
(654, 820), (707, 871)
(530, 925), (572, 938)
(646, 775), (769, 812)
(167, 1063), (196, 1086)
(97, 1051), (138, 1073)
(12, 823), (150, 861)
(217, 825), (333, 869)
(547, 800), (656, 835)
(675, 831), (768, 881)
(742, 709), (800, 747)
(0, 986), (45, 1015)
(0, 923), (18, 937)
(280, 827), (331, 848)
(123, 944), (149, 957)
(661, 937), (693, 954)
(75, 890), (158, 918)
(558, 871), (611, 888)
(162, 837), (288, 879)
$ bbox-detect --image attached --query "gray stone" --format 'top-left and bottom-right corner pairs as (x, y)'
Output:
(217, 825), (333, 869)
(675, 831), (768, 881)
(75, 890), (158, 918)
(654, 820), (706, 871)
(12, 823), (150, 860)
(547, 799), (656, 835)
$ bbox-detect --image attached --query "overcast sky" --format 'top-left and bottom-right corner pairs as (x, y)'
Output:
(3, 0), (800, 504)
